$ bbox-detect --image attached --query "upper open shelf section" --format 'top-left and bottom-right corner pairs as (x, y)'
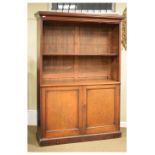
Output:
(43, 22), (119, 56)
(35, 12), (123, 57)
(35, 12), (123, 83)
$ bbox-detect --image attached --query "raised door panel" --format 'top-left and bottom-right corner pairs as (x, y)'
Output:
(85, 85), (120, 134)
(41, 87), (82, 138)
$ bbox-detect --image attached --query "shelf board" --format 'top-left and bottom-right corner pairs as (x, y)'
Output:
(41, 79), (120, 87)
(42, 53), (118, 56)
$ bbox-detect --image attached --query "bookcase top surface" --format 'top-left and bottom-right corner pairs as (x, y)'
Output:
(35, 11), (123, 23)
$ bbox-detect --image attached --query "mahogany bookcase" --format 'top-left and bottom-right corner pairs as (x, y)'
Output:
(35, 11), (123, 146)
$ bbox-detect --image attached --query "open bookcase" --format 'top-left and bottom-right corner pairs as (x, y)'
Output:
(35, 12), (123, 146)
(42, 22), (119, 83)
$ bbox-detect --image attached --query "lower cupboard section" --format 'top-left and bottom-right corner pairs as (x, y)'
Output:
(37, 84), (121, 145)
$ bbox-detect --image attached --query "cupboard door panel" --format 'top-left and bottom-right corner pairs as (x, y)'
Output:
(85, 85), (120, 134)
(42, 87), (82, 138)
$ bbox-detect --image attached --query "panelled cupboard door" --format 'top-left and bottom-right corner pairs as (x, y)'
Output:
(41, 86), (83, 138)
(84, 85), (120, 134)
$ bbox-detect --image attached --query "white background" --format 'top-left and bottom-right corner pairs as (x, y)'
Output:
(0, 0), (155, 154)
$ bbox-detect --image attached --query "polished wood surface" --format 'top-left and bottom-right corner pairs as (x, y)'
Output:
(85, 85), (120, 134)
(35, 11), (123, 24)
(42, 87), (81, 138)
(35, 12), (123, 146)
(37, 131), (121, 146)
(41, 79), (120, 87)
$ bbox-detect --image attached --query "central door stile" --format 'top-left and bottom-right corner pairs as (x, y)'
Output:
(79, 86), (87, 134)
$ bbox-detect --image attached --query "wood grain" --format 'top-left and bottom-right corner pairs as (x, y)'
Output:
(43, 87), (81, 138)
(85, 85), (118, 134)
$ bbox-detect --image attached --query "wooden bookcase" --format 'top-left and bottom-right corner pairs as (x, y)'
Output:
(35, 11), (123, 146)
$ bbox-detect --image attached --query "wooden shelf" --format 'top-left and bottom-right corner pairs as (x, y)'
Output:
(41, 79), (120, 87)
(43, 53), (118, 56)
